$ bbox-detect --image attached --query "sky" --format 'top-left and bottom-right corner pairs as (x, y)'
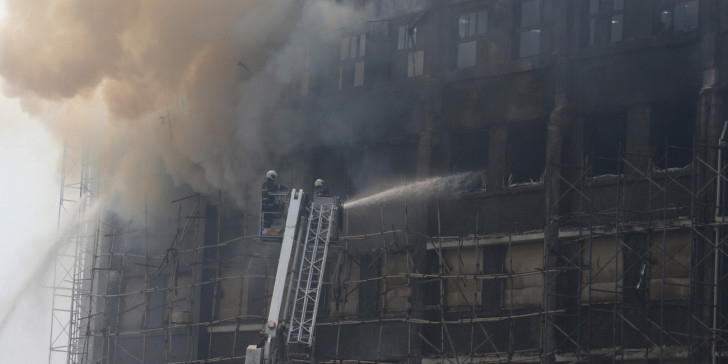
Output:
(0, 80), (61, 362)
(0, 0), (64, 362)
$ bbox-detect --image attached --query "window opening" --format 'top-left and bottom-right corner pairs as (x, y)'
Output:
(585, 0), (625, 46)
(650, 99), (696, 169)
(451, 130), (489, 173)
(506, 122), (546, 186)
(397, 25), (424, 77)
(584, 111), (627, 176)
(340, 34), (366, 89)
(660, 0), (699, 32)
(456, 9), (487, 68)
(518, 0), (542, 58)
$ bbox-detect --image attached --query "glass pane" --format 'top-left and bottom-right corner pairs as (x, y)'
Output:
(660, 8), (673, 30)
(469, 12), (477, 36)
(589, 18), (596, 45)
(354, 61), (365, 87)
(589, 0), (599, 14)
(410, 27), (417, 48)
(611, 14), (623, 42)
(398, 26), (406, 50)
(521, 0), (541, 28)
(613, 0), (624, 11)
(340, 38), (349, 60)
(674, 1), (699, 31)
(350, 36), (357, 59)
(456, 41), (476, 68)
(359, 34), (366, 57)
(458, 14), (468, 38)
(477, 10), (488, 34)
(519, 29), (540, 57)
(407, 50), (425, 77)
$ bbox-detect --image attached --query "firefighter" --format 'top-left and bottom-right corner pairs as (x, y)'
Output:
(313, 178), (329, 197)
(262, 170), (287, 227)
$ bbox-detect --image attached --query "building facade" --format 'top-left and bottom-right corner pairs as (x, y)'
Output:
(67, 1), (728, 363)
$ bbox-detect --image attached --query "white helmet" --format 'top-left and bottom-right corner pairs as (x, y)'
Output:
(314, 179), (325, 187)
(266, 170), (278, 180)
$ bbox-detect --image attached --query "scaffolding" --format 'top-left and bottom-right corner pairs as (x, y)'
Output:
(49, 137), (728, 364)
(49, 130), (101, 364)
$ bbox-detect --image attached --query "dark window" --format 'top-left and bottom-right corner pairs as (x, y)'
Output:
(450, 130), (489, 173)
(506, 122), (547, 185)
(585, 0), (625, 46)
(455, 9), (488, 68)
(516, 0), (553, 58)
(659, 0), (699, 32)
(584, 111), (627, 176)
(650, 99), (696, 169)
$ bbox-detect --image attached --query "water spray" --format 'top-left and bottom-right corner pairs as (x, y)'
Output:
(343, 172), (483, 209)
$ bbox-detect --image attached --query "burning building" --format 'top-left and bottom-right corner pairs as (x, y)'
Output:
(45, 0), (728, 363)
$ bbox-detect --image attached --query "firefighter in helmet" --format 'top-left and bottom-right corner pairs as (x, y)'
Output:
(261, 170), (287, 226)
(313, 178), (330, 197)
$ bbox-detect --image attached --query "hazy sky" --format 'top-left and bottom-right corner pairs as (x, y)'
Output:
(0, 0), (63, 362)
(0, 88), (61, 362)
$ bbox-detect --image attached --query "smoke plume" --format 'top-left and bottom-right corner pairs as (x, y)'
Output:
(0, 0), (358, 218)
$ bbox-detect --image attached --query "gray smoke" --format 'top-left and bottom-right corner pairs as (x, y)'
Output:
(0, 0), (360, 219)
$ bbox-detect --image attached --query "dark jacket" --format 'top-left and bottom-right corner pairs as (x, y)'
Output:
(313, 185), (330, 197)
(262, 178), (286, 210)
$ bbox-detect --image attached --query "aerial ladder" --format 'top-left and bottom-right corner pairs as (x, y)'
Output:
(249, 191), (340, 364)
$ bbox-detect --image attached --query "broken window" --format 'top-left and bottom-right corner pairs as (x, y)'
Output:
(450, 130), (489, 174)
(339, 34), (367, 89)
(397, 25), (424, 78)
(585, 0), (625, 46)
(506, 122), (546, 185)
(584, 111), (627, 176)
(660, 0), (699, 32)
(455, 9), (487, 68)
(650, 98), (696, 169)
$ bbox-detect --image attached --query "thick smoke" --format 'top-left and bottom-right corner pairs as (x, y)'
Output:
(0, 0), (359, 218)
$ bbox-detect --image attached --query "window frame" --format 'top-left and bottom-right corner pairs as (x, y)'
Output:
(516, 0), (542, 58)
(658, 0), (699, 33)
(339, 33), (367, 89)
(395, 23), (425, 78)
(454, 8), (489, 69)
(584, 0), (625, 47)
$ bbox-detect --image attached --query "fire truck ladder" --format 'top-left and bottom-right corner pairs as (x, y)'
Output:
(286, 200), (337, 345)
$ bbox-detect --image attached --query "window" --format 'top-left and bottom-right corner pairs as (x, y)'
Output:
(456, 9), (487, 68)
(339, 34), (366, 89)
(585, 0), (625, 46)
(397, 25), (424, 77)
(660, 0), (699, 32)
(518, 0), (542, 57)
(584, 111), (627, 176)
(506, 122), (546, 185)
(650, 98), (696, 169)
(450, 130), (489, 173)
(398, 25), (416, 50)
